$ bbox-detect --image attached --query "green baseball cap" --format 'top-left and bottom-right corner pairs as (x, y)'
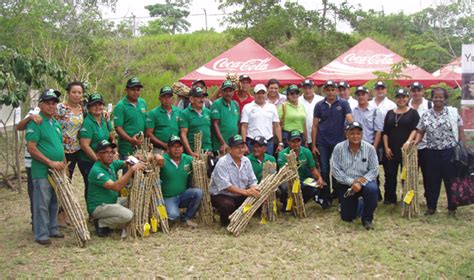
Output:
(221, 80), (235, 90)
(126, 77), (143, 88)
(160, 86), (173, 96)
(286, 84), (300, 95)
(168, 135), (183, 146)
(95, 139), (117, 152)
(39, 89), (61, 103)
(288, 130), (302, 141)
(228, 134), (244, 147)
(87, 93), (104, 106)
(189, 87), (205, 97)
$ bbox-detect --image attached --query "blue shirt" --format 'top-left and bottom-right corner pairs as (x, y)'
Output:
(313, 97), (351, 146)
(352, 105), (384, 144)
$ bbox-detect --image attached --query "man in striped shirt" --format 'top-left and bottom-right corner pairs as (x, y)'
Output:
(331, 122), (379, 230)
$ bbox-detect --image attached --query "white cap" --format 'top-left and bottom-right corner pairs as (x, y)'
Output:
(254, 84), (267, 93)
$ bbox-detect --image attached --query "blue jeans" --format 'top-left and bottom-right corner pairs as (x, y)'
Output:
(164, 188), (203, 222)
(317, 143), (337, 201)
(246, 137), (275, 156)
(340, 181), (378, 222)
(32, 178), (60, 241)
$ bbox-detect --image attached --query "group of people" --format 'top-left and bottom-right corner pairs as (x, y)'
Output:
(20, 74), (465, 245)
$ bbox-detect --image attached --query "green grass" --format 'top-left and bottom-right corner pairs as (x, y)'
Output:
(0, 169), (473, 278)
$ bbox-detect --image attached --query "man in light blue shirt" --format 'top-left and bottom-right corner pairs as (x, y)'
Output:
(352, 86), (384, 147)
(331, 122), (379, 230)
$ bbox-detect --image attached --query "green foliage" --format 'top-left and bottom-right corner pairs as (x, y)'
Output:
(142, 0), (191, 35)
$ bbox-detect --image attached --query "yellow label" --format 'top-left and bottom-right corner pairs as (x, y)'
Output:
(47, 176), (57, 191)
(243, 204), (252, 214)
(150, 216), (158, 232)
(403, 190), (415, 204)
(143, 223), (150, 237)
(158, 205), (168, 219)
(120, 187), (129, 197)
(292, 180), (300, 193)
(259, 216), (267, 225)
(401, 168), (407, 181)
(286, 197), (293, 211)
(273, 200), (277, 214)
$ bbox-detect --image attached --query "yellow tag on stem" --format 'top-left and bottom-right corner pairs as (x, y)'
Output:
(150, 216), (158, 232)
(292, 180), (300, 193)
(401, 168), (407, 181)
(286, 198), (293, 211)
(158, 205), (168, 219)
(403, 190), (415, 204)
(273, 200), (277, 214)
(143, 223), (151, 237)
(120, 187), (129, 197)
(260, 216), (267, 225)
(243, 204), (252, 214)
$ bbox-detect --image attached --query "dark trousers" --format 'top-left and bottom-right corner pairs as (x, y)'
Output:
(26, 167), (34, 226)
(340, 181), (378, 222)
(246, 137), (274, 156)
(77, 160), (95, 202)
(211, 194), (246, 226)
(279, 182), (320, 207)
(383, 158), (402, 204)
(317, 143), (337, 202)
(424, 148), (457, 211)
(418, 149), (429, 199)
(65, 151), (81, 179)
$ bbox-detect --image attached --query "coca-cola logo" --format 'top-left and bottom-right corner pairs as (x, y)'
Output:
(342, 53), (395, 65)
(212, 58), (271, 71)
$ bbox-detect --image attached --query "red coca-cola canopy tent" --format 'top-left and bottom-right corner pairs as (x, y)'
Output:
(179, 37), (304, 87)
(432, 57), (462, 88)
(308, 38), (440, 87)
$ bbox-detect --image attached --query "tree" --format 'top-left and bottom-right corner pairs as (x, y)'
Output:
(0, 46), (66, 191)
(143, 0), (191, 35)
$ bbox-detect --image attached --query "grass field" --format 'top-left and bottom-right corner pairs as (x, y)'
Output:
(0, 170), (473, 278)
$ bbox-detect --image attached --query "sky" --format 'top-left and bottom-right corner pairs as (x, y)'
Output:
(101, 0), (446, 33)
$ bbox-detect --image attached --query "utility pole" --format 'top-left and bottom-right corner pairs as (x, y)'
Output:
(202, 8), (208, 31)
(131, 13), (136, 36)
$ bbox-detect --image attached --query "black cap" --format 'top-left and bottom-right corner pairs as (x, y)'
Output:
(410, 82), (424, 90)
(338, 81), (350, 89)
(87, 93), (104, 106)
(323, 80), (337, 88)
(39, 89), (61, 103)
(374, 81), (386, 89)
(239, 74), (251, 82)
(354, 86), (369, 95)
(286, 84), (300, 95)
(221, 80), (235, 90)
(95, 139), (117, 152)
(394, 88), (409, 97)
(126, 77), (143, 88)
(301, 79), (314, 87)
(288, 130), (302, 141)
(160, 86), (173, 97)
(189, 87), (205, 97)
(228, 134), (245, 147)
(252, 136), (267, 146)
(345, 121), (363, 131)
(192, 79), (206, 87)
(168, 135), (183, 146)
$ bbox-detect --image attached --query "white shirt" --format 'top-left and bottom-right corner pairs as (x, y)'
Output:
(299, 93), (324, 143)
(241, 101), (280, 140)
(409, 97), (431, 150)
(369, 97), (396, 121)
(267, 93), (287, 106)
(347, 96), (358, 110)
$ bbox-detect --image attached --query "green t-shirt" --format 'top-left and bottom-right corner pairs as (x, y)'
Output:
(210, 98), (240, 151)
(79, 114), (112, 161)
(145, 105), (180, 144)
(112, 97), (147, 156)
(25, 112), (65, 179)
(179, 106), (212, 152)
(246, 153), (276, 183)
(278, 102), (306, 133)
(87, 160), (124, 214)
(161, 153), (193, 198)
(277, 146), (316, 180)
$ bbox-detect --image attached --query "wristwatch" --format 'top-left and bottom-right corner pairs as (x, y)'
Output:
(278, 142), (284, 146)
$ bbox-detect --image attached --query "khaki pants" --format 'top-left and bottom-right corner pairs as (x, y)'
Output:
(92, 197), (133, 229)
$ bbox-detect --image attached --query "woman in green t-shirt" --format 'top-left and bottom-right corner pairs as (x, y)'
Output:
(278, 84), (307, 147)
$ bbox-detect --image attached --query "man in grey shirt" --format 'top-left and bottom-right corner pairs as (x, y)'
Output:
(331, 122), (379, 230)
(210, 134), (260, 226)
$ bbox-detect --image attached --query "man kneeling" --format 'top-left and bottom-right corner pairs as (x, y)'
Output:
(87, 140), (145, 237)
(156, 135), (203, 228)
(210, 135), (260, 226)
(331, 122), (379, 230)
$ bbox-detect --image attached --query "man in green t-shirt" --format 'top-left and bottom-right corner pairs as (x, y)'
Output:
(87, 140), (149, 237)
(246, 136), (276, 183)
(156, 135), (203, 228)
(145, 86), (180, 154)
(113, 77), (147, 158)
(26, 89), (66, 245)
(277, 131), (324, 210)
(179, 87), (212, 157)
(211, 80), (240, 155)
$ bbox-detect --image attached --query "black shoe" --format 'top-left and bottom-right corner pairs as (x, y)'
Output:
(424, 209), (436, 216)
(362, 220), (374, 230)
(49, 233), (65, 238)
(35, 239), (51, 246)
(94, 219), (111, 237)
